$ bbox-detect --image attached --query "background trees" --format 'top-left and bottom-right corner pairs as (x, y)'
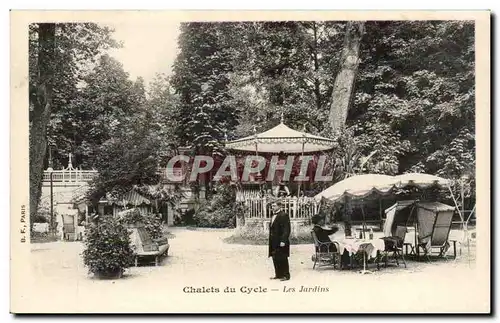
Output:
(30, 20), (476, 220)
(84, 58), (179, 205)
(170, 20), (474, 175)
(29, 23), (118, 224)
(29, 23), (56, 227)
(170, 20), (475, 207)
(171, 23), (239, 155)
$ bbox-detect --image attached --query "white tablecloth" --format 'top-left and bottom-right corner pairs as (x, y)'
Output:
(330, 237), (386, 259)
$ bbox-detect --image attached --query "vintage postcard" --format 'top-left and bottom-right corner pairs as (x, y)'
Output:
(10, 10), (490, 313)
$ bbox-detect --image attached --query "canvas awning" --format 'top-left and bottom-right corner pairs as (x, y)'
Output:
(315, 173), (453, 203)
(225, 121), (335, 153)
(383, 200), (416, 236)
(394, 173), (451, 188)
(314, 174), (399, 202)
(417, 201), (456, 212)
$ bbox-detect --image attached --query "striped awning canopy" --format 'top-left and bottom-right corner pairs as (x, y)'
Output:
(108, 190), (151, 206)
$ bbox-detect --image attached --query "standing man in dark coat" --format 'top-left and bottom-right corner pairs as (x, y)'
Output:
(268, 201), (291, 281)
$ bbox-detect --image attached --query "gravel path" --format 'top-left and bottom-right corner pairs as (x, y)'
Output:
(23, 228), (487, 313)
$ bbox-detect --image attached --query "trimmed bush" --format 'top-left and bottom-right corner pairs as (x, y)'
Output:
(82, 217), (134, 278)
(224, 224), (314, 245)
(194, 203), (241, 228)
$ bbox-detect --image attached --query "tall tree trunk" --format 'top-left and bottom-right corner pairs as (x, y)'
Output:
(29, 24), (56, 226)
(311, 22), (322, 112)
(328, 21), (365, 132)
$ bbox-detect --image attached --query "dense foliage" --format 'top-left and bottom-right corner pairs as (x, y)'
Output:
(33, 21), (476, 225)
(171, 20), (475, 209)
(171, 23), (239, 154)
(82, 216), (135, 276)
(29, 23), (119, 224)
(86, 68), (162, 203)
(30, 24), (120, 169)
(29, 25), (179, 209)
(353, 21), (475, 178)
(78, 58), (181, 206)
(193, 183), (244, 228)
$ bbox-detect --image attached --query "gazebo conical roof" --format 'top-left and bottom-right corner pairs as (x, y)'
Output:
(226, 120), (335, 153)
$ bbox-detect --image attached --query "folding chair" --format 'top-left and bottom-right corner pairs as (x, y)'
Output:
(417, 210), (456, 261)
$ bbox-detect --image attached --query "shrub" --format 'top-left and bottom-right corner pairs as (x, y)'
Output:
(193, 183), (244, 228)
(194, 204), (237, 228)
(178, 208), (196, 226)
(291, 224), (315, 244)
(33, 201), (56, 229)
(224, 223), (314, 245)
(30, 231), (58, 243)
(82, 216), (134, 277)
(224, 225), (268, 245)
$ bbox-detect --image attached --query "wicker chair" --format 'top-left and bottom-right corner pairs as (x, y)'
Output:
(381, 225), (407, 268)
(311, 231), (341, 270)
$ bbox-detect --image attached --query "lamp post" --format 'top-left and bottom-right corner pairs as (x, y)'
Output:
(459, 174), (471, 265)
(48, 144), (54, 234)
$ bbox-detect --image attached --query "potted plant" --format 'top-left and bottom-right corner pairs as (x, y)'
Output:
(82, 216), (134, 279)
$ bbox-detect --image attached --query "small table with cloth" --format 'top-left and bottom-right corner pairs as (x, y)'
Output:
(329, 234), (386, 272)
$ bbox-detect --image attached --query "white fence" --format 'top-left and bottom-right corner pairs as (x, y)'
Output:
(243, 196), (319, 220)
(43, 169), (98, 183)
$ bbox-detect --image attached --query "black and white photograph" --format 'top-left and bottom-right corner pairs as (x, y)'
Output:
(10, 10), (490, 313)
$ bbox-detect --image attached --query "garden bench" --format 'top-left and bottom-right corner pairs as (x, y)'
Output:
(129, 225), (170, 266)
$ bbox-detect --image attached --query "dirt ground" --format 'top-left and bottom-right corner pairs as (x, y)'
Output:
(21, 227), (488, 313)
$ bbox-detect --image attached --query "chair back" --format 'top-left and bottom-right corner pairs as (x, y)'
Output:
(394, 225), (407, 248)
(417, 208), (435, 244)
(311, 230), (327, 253)
(311, 230), (320, 246)
(430, 211), (454, 247)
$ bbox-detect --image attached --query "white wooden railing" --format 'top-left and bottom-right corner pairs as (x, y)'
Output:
(43, 169), (98, 183)
(243, 196), (319, 220)
(43, 153), (98, 183)
(236, 189), (261, 201)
